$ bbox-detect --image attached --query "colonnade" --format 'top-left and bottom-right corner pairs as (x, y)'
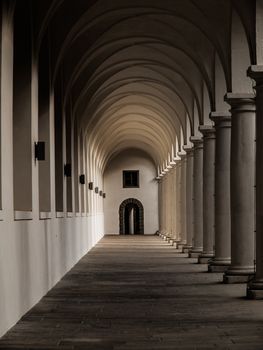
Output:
(159, 74), (263, 299)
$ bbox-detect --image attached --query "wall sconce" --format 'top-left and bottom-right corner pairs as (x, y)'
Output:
(99, 190), (103, 196)
(103, 193), (106, 199)
(34, 142), (45, 161)
(88, 182), (93, 190)
(95, 187), (99, 194)
(64, 164), (71, 177)
(79, 174), (85, 185)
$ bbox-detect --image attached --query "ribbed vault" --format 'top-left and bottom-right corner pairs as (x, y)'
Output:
(34, 0), (256, 174)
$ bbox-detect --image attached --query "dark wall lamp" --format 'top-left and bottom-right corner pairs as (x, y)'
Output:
(88, 182), (93, 190)
(64, 163), (72, 177)
(79, 174), (85, 185)
(99, 190), (103, 196)
(103, 193), (106, 199)
(95, 187), (99, 194)
(35, 142), (45, 161)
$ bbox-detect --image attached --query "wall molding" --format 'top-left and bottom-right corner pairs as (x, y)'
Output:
(14, 211), (33, 221)
(39, 211), (52, 220)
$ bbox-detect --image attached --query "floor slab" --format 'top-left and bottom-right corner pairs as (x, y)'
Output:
(0, 235), (263, 349)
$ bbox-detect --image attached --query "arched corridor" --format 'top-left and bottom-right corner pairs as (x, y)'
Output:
(1, 0), (263, 347)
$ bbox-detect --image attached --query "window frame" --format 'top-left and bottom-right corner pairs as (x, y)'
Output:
(123, 170), (140, 188)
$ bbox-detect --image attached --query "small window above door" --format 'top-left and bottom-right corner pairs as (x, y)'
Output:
(123, 170), (139, 188)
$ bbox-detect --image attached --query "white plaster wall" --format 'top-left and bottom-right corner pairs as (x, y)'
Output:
(104, 149), (158, 234)
(0, 214), (104, 337)
(0, 34), (105, 336)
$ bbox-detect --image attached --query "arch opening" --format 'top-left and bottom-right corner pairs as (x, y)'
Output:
(119, 198), (144, 235)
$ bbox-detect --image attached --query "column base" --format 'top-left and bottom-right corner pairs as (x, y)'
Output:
(247, 280), (263, 299)
(198, 254), (214, 264)
(173, 239), (182, 248)
(209, 265), (229, 273)
(189, 250), (202, 258)
(182, 245), (192, 253)
(177, 243), (185, 251)
(223, 268), (255, 284)
(208, 259), (231, 272)
(169, 239), (178, 247)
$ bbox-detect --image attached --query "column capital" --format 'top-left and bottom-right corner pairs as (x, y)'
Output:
(178, 151), (187, 160)
(199, 125), (215, 139)
(170, 157), (180, 168)
(247, 65), (263, 88)
(183, 145), (194, 155)
(210, 111), (231, 128)
(224, 93), (255, 113)
(173, 160), (182, 168)
(189, 136), (203, 149)
(169, 160), (176, 168)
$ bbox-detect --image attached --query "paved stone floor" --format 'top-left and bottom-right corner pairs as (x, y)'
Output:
(1, 235), (263, 350)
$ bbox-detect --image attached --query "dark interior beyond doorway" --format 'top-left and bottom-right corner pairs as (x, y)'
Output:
(119, 198), (144, 234)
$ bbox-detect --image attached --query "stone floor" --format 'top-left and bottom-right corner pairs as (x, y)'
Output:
(0, 235), (263, 350)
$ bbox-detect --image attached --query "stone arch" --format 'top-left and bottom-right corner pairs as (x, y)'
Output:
(119, 198), (144, 235)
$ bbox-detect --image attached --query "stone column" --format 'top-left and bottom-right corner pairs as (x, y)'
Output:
(166, 169), (174, 243)
(208, 113), (231, 272)
(246, 67), (263, 298)
(159, 176), (165, 238)
(170, 167), (177, 244)
(165, 172), (171, 240)
(172, 162), (181, 245)
(157, 177), (162, 236)
(164, 167), (173, 242)
(183, 147), (194, 253)
(198, 126), (216, 264)
(178, 154), (187, 249)
(189, 137), (203, 258)
(175, 158), (183, 249)
(162, 174), (169, 240)
(223, 94), (256, 283)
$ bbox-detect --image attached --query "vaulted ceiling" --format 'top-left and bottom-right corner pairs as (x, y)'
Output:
(33, 0), (256, 172)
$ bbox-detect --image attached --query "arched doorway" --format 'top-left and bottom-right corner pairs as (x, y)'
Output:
(119, 198), (144, 235)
